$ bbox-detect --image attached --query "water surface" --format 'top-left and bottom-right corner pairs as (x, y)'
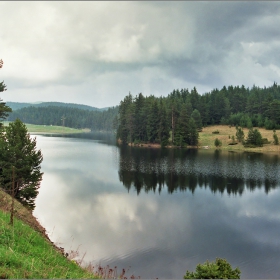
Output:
(33, 133), (280, 278)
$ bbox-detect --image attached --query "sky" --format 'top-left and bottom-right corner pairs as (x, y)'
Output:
(1, 1), (280, 108)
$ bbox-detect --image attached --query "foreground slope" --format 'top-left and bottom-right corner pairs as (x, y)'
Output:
(0, 189), (98, 279)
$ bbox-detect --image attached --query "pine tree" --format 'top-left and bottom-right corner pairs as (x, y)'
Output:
(245, 128), (263, 147)
(235, 126), (244, 142)
(188, 118), (199, 145)
(147, 99), (160, 143)
(191, 109), (203, 131)
(158, 99), (170, 147)
(174, 106), (190, 146)
(0, 59), (12, 127)
(0, 119), (43, 210)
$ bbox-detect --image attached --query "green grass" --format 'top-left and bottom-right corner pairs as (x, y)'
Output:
(0, 209), (98, 279)
(2, 121), (90, 134)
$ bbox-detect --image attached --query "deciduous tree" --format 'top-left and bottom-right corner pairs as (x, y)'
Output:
(184, 258), (241, 279)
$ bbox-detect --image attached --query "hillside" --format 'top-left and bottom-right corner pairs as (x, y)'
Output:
(6, 101), (108, 112)
(6, 105), (118, 131)
(0, 189), (98, 278)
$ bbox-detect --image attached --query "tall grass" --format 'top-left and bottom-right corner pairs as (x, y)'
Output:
(0, 210), (98, 279)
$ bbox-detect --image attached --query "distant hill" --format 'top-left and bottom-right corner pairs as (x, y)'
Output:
(6, 102), (108, 112)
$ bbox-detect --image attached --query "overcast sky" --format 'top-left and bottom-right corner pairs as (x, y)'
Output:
(1, 1), (280, 108)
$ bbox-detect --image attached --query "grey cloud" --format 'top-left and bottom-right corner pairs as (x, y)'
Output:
(1, 2), (280, 106)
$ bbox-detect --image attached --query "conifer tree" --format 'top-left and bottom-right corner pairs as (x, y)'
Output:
(191, 109), (203, 131)
(158, 99), (170, 147)
(188, 118), (199, 146)
(0, 59), (12, 127)
(0, 119), (43, 210)
(245, 128), (263, 147)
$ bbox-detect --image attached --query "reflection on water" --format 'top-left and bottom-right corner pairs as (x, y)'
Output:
(33, 133), (280, 279)
(119, 146), (280, 195)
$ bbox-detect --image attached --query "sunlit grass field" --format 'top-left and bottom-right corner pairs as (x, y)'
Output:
(199, 125), (280, 153)
(2, 121), (90, 134)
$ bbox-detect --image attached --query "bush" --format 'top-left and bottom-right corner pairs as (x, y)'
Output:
(184, 258), (241, 279)
(235, 126), (244, 142)
(212, 130), (220, 134)
(261, 138), (270, 144)
(244, 128), (263, 147)
(214, 138), (222, 148)
(273, 130), (279, 145)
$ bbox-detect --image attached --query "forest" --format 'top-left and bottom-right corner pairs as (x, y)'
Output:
(5, 82), (280, 141)
(7, 105), (118, 131)
(116, 82), (280, 146)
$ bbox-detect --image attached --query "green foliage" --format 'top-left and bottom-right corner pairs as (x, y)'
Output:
(273, 130), (279, 145)
(235, 126), (244, 142)
(244, 128), (263, 147)
(117, 82), (280, 147)
(0, 210), (97, 278)
(188, 118), (199, 146)
(191, 109), (203, 131)
(8, 105), (118, 131)
(261, 138), (270, 144)
(0, 119), (43, 210)
(0, 61), (12, 127)
(184, 258), (241, 279)
(214, 138), (222, 148)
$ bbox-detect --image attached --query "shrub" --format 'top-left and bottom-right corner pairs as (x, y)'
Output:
(214, 138), (222, 148)
(261, 138), (270, 144)
(273, 130), (279, 145)
(244, 128), (263, 147)
(184, 258), (241, 279)
(235, 126), (244, 142)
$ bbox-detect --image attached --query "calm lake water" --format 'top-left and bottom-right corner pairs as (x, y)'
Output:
(33, 132), (280, 279)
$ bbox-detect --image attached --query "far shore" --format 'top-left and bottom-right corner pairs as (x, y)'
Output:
(120, 125), (280, 155)
(3, 121), (91, 134)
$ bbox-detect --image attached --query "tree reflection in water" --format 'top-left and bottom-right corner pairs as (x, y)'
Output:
(118, 146), (280, 195)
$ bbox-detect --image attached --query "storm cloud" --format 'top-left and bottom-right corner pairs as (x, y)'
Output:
(1, 1), (280, 107)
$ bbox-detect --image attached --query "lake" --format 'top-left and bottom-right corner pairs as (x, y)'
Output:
(33, 132), (280, 279)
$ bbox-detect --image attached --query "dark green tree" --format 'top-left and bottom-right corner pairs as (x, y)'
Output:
(214, 138), (222, 148)
(0, 59), (12, 127)
(191, 109), (203, 131)
(158, 99), (170, 147)
(235, 126), (244, 143)
(188, 118), (199, 146)
(147, 99), (160, 143)
(245, 128), (263, 147)
(0, 119), (43, 210)
(273, 130), (279, 145)
(117, 93), (134, 144)
(184, 258), (241, 279)
(174, 106), (190, 147)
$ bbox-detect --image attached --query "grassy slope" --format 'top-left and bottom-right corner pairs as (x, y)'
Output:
(0, 189), (98, 279)
(199, 125), (280, 153)
(3, 121), (90, 134)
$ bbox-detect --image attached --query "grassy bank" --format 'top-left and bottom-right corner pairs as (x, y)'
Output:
(199, 125), (280, 153)
(2, 121), (90, 134)
(129, 125), (280, 154)
(0, 189), (98, 279)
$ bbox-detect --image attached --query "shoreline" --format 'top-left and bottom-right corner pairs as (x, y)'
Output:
(124, 141), (280, 154)
(118, 125), (280, 155)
